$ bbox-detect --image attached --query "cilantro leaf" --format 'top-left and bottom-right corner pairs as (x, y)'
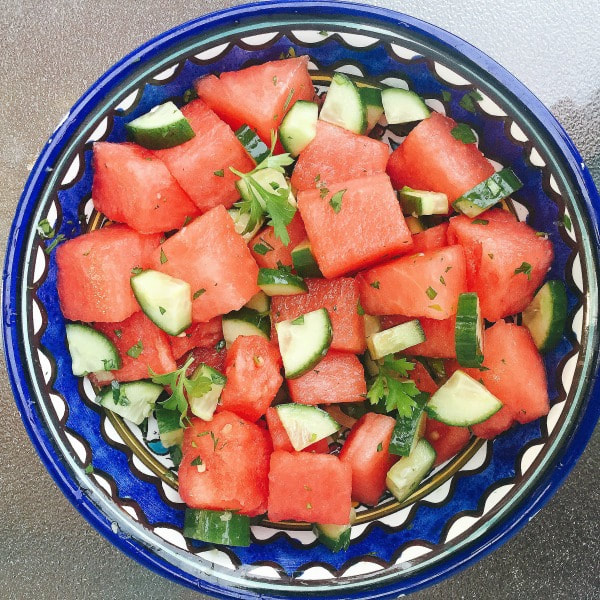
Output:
(514, 262), (532, 280)
(329, 189), (346, 213)
(451, 123), (477, 144)
(367, 356), (419, 419)
(459, 90), (483, 113)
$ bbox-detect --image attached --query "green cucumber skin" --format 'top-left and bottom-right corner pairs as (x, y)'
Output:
(522, 280), (567, 352)
(314, 524), (351, 552)
(257, 268), (308, 294)
(183, 509), (250, 546)
(223, 307), (271, 338)
(386, 439), (436, 503)
(65, 323), (121, 376)
(388, 393), (428, 456)
(235, 124), (271, 164)
(455, 292), (484, 368)
(320, 72), (367, 135)
(291, 242), (323, 278)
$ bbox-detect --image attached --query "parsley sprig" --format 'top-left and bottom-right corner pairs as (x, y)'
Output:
(366, 355), (420, 418)
(230, 132), (296, 245)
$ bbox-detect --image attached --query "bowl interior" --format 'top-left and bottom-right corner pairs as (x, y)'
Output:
(5, 4), (600, 599)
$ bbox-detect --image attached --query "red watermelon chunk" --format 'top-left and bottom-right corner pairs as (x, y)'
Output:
(219, 335), (283, 422)
(152, 205), (259, 322)
(179, 412), (272, 516)
(447, 210), (553, 321)
(271, 277), (365, 353)
(56, 225), (160, 323)
(425, 418), (472, 466)
(357, 246), (467, 320)
(182, 346), (227, 374)
(298, 173), (413, 278)
(412, 223), (449, 253)
(409, 361), (439, 394)
(265, 407), (329, 453)
(471, 405), (515, 439)
(339, 413), (398, 506)
(168, 317), (223, 360)
(153, 100), (254, 212)
(93, 311), (176, 383)
(291, 121), (390, 192)
(268, 451), (352, 525)
(195, 57), (314, 146)
(249, 212), (307, 269)
(92, 142), (199, 234)
(287, 350), (366, 405)
(386, 112), (495, 201)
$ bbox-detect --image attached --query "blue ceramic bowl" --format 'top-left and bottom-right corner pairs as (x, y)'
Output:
(4, 1), (600, 598)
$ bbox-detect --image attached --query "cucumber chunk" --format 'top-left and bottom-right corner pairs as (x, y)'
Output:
(258, 267), (308, 296)
(155, 407), (184, 448)
(222, 307), (270, 347)
(405, 216), (427, 234)
(276, 403), (340, 451)
(389, 393), (428, 456)
(452, 168), (523, 218)
(399, 187), (449, 216)
(183, 509), (250, 547)
(65, 323), (121, 376)
(367, 319), (425, 360)
(320, 73), (367, 134)
(522, 280), (567, 352)
(455, 292), (484, 368)
(235, 124), (271, 164)
(97, 380), (164, 425)
(386, 438), (436, 502)
(131, 269), (192, 336)
(291, 239), (323, 278)
(381, 88), (430, 124)
(187, 363), (226, 421)
(125, 101), (195, 150)
(228, 208), (264, 242)
(279, 100), (319, 157)
(358, 86), (384, 133)
(275, 308), (333, 378)
(313, 507), (356, 552)
(245, 291), (270, 314)
(425, 370), (502, 426)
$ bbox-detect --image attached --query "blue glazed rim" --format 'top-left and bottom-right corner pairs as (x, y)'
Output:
(3, 1), (600, 598)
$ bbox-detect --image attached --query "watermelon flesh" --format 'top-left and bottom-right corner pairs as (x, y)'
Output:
(409, 361), (439, 394)
(380, 315), (456, 358)
(425, 418), (471, 466)
(168, 317), (223, 360)
(249, 212), (307, 269)
(386, 112), (495, 201)
(471, 405), (515, 439)
(179, 412), (272, 516)
(411, 223), (449, 253)
(183, 346), (227, 374)
(91, 142), (199, 234)
(298, 173), (413, 278)
(291, 120), (390, 192)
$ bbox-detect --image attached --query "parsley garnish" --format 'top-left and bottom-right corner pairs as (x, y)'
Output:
(441, 90), (451, 102)
(426, 286), (437, 299)
(159, 306), (166, 315)
(357, 299), (365, 316)
(110, 380), (129, 406)
(160, 248), (168, 264)
(283, 88), (295, 112)
(131, 266), (143, 275)
(459, 89), (483, 113)
(273, 76), (278, 86)
(183, 88), (197, 103)
(314, 174), (321, 184)
(37, 219), (55, 238)
(213, 169), (224, 177)
(170, 445), (183, 467)
(44, 234), (65, 254)
(445, 266), (453, 273)
(376, 442), (383, 452)
(319, 186), (330, 199)
(329, 189), (346, 213)
(367, 355), (419, 418)
(536, 231), (549, 238)
(102, 358), (118, 370)
(514, 262), (532, 280)
(291, 315), (305, 325)
(370, 281), (380, 289)
(114, 329), (122, 338)
(472, 219), (489, 225)
(439, 276), (446, 286)
(319, 30), (328, 36)
(253, 237), (274, 256)
(183, 216), (193, 227)
(193, 288), (206, 300)
(191, 457), (203, 466)
(231, 132), (296, 245)
(428, 304), (443, 311)
(126, 340), (143, 358)
(450, 123), (477, 144)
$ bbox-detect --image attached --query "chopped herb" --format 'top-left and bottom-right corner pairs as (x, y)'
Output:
(459, 89), (483, 113)
(191, 441), (198, 448)
(561, 214), (572, 231)
(306, 502), (312, 510)
(193, 288), (206, 300)
(367, 355), (419, 418)
(370, 281), (380, 289)
(488, 253), (494, 259)
(183, 88), (197, 103)
(213, 169), (224, 177)
(450, 123), (477, 144)
(536, 231), (549, 238)
(319, 186), (330, 199)
(377, 442), (383, 452)
(126, 340), (143, 359)
(319, 30), (328, 36)
(253, 355), (264, 367)
(102, 358), (118, 370)
(283, 88), (295, 112)
(160, 248), (168, 264)
(472, 219), (489, 225)
(441, 90), (451, 102)
(314, 174), (321, 184)
(191, 457), (203, 466)
(215, 339), (226, 351)
(357, 299), (365, 316)
(169, 445), (183, 468)
(114, 329), (122, 338)
(439, 276), (446, 286)
(291, 315), (305, 325)
(514, 261), (532, 280)
(84, 464), (94, 474)
(426, 286), (437, 300)
(329, 189), (346, 213)
(272, 75), (278, 86)
(82, 250), (90, 256)
(253, 237), (275, 255)
(159, 306), (166, 315)
(210, 431), (219, 451)
(44, 234), (65, 254)
(303, 484), (312, 491)
(183, 216), (192, 227)
(131, 266), (143, 275)
(445, 266), (453, 273)
(37, 218), (55, 238)
(428, 304), (443, 311)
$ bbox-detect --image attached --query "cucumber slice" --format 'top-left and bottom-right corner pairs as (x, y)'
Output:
(455, 292), (484, 368)
(188, 363), (226, 421)
(125, 101), (195, 150)
(258, 268), (308, 296)
(183, 509), (250, 547)
(522, 280), (568, 352)
(97, 380), (163, 425)
(131, 269), (192, 336)
(425, 370), (502, 426)
(399, 187), (449, 216)
(275, 308), (333, 378)
(381, 88), (430, 124)
(367, 320), (425, 360)
(236, 168), (297, 208)
(222, 307), (271, 347)
(291, 239), (323, 278)
(65, 323), (121, 376)
(386, 438), (436, 502)
(389, 393), (428, 456)
(313, 507), (356, 552)
(405, 216), (426, 234)
(227, 208), (264, 242)
(358, 86), (384, 134)
(235, 124), (271, 164)
(279, 100), (318, 157)
(275, 403), (340, 451)
(155, 407), (184, 448)
(452, 168), (523, 218)
(320, 73), (367, 135)
(245, 291), (270, 314)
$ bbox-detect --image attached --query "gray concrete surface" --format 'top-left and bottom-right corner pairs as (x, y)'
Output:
(0, 1), (598, 599)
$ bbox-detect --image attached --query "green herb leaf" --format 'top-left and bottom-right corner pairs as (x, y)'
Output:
(193, 288), (206, 300)
(253, 237), (275, 255)
(376, 442), (383, 452)
(169, 445), (183, 468)
(273, 75), (278, 86)
(283, 87), (295, 112)
(357, 299), (365, 316)
(37, 219), (55, 239)
(370, 281), (380, 289)
(131, 266), (143, 275)
(291, 315), (305, 325)
(159, 306), (166, 315)
(439, 276), (446, 286)
(113, 329), (122, 338)
(160, 248), (168, 264)
(472, 219), (489, 225)
(451, 123), (477, 144)
(426, 286), (437, 299)
(183, 88), (197, 103)
(191, 456), (203, 466)
(213, 169), (224, 177)
(102, 358), (118, 370)
(535, 231), (549, 238)
(319, 30), (328, 36)
(126, 340), (143, 359)
(428, 304), (443, 311)
(44, 234), (65, 254)
(459, 90), (483, 113)
(319, 186), (329, 199)
(329, 189), (346, 214)
(367, 356), (419, 418)
(514, 261), (532, 280)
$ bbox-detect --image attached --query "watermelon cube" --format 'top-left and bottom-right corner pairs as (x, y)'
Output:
(92, 142), (199, 234)
(184, 345), (227, 375)
(298, 173), (413, 278)
(425, 418), (471, 466)
(470, 405), (515, 439)
(152, 205), (259, 322)
(168, 317), (223, 360)
(409, 361), (439, 394)
(268, 451), (352, 525)
(411, 223), (449, 253)
(250, 212), (307, 269)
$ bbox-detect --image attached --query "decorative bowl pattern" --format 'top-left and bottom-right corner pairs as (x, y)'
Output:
(3, 2), (600, 599)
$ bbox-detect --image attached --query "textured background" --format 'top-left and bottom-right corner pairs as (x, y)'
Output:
(1, 1), (599, 599)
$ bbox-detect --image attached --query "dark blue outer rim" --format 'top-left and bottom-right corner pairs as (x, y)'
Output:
(3, 1), (600, 598)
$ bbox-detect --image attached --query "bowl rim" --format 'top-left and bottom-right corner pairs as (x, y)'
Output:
(3, 1), (600, 598)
